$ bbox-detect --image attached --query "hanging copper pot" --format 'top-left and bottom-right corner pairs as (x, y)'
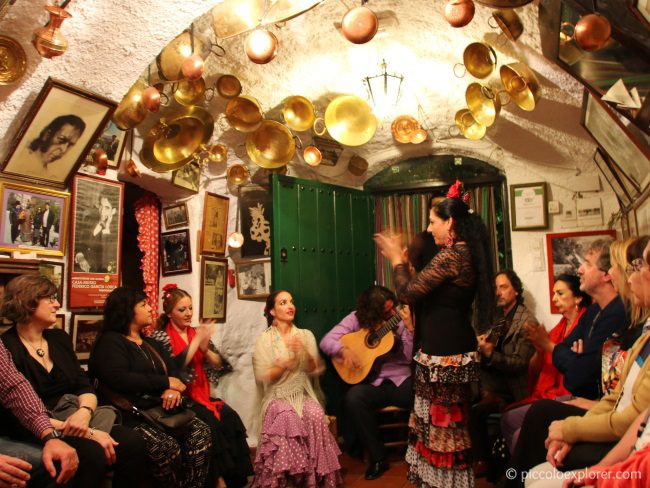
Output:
(341, 6), (378, 44)
(245, 29), (278, 64)
(113, 80), (148, 130)
(410, 129), (428, 144)
(246, 120), (296, 169)
(33, 5), (71, 58)
(225, 96), (264, 132)
(209, 144), (228, 163)
(444, 0), (475, 28)
(181, 54), (204, 80)
(500, 62), (541, 111)
(458, 42), (497, 79)
(227, 163), (251, 185)
(211, 0), (264, 39)
(348, 155), (368, 176)
(322, 95), (377, 147)
(216, 74), (242, 98)
(491, 9), (523, 41)
(454, 109), (486, 140)
(391, 115), (420, 143)
(303, 146), (322, 166)
(158, 30), (209, 82)
(141, 86), (162, 112)
(282, 96), (316, 132)
(574, 13), (611, 52)
(174, 78), (206, 106)
(466, 83), (501, 127)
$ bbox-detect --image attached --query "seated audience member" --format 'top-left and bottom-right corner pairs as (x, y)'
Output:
(470, 269), (537, 474)
(150, 284), (253, 488)
(0, 340), (78, 487)
(0, 275), (145, 487)
(552, 239), (627, 401)
(252, 290), (341, 487)
(501, 274), (590, 454)
(320, 285), (414, 480)
(90, 287), (212, 488)
(504, 239), (650, 486)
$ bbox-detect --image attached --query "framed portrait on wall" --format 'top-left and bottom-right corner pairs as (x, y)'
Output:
(71, 313), (103, 361)
(69, 175), (124, 309)
(238, 184), (271, 257)
(236, 259), (271, 299)
(39, 260), (65, 304)
(0, 181), (70, 256)
(161, 229), (192, 276)
(510, 182), (548, 230)
(0, 78), (116, 189)
(98, 121), (128, 168)
(53, 313), (66, 331)
(201, 192), (229, 255)
(171, 162), (201, 193)
(200, 256), (227, 321)
(545, 230), (617, 313)
(162, 202), (189, 229)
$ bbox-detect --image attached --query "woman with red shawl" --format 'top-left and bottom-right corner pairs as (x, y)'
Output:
(150, 284), (253, 488)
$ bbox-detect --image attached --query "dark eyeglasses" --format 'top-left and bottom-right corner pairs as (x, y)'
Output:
(625, 258), (649, 274)
(41, 295), (59, 304)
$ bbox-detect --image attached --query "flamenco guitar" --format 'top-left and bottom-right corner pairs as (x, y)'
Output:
(333, 311), (403, 385)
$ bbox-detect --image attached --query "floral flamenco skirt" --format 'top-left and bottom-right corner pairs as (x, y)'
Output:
(406, 350), (479, 488)
(252, 398), (342, 488)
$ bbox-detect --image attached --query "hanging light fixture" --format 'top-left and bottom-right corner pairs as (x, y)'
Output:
(363, 59), (403, 118)
(227, 186), (245, 249)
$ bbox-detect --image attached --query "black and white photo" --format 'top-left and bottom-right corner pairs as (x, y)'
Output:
(236, 259), (271, 299)
(161, 229), (192, 276)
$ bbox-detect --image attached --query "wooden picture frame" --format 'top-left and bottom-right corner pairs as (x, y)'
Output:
(0, 181), (70, 256)
(631, 187), (650, 237)
(239, 184), (271, 258)
(1, 78), (116, 189)
(69, 174), (124, 309)
(200, 256), (228, 321)
(582, 89), (650, 192)
(162, 202), (189, 229)
(236, 259), (271, 299)
(100, 121), (128, 169)
(71, 313), (103, 361)
(593, 149), (633, 209)
(545, 230), (617, 313)
(510, 182), (548, 230)
(628, 0), (650, 27)
(161, 229), (192, 276)
(171, 162), (201, 193)
(39, 260), (65, 305)
(200, 192), (229, 255)
(53, 313), (65, 330)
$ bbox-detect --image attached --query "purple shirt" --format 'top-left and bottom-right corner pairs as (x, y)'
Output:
(320, 311), (413, 387)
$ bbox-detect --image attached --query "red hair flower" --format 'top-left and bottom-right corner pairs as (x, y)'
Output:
(162, 283), (178, 293)
(446, 179), (463, 199)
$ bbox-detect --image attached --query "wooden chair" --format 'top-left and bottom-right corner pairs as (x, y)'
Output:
(376, 405), (409, 453)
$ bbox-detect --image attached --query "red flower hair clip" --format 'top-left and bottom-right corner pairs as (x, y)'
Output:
(446, 179), (471, 206)
(162, 283), (178, 298)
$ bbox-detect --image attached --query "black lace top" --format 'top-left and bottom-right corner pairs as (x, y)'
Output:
(393, 243), (477, 356)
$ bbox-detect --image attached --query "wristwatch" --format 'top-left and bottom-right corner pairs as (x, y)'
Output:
(42, 429), (62, 444)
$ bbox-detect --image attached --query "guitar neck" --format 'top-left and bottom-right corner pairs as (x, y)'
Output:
(374, 313), (402, 340)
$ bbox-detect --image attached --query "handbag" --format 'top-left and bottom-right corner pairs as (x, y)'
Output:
(135, 404), (196, 438)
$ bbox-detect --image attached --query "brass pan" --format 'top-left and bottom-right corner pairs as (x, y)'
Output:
(113, 80), (148, 130)
(158, 31), (209, 82)
(226, 163), (251, 185)
(282, 96), (316, 132)
(246, 120), (296, 169)
(500, 62), (541, 111)
(140, 106), (214, 173)
(226, 96), (264, 132)
(174, 78), (206, 106)
(466, 83), (500, 127)
(455, 109), (486, 140)
(462, 42), (497, 79)
(211, 0), (264, 39)
(492, 9), (523, 41)
(216, 74), (242, 98)
(323, 95), (377, 147)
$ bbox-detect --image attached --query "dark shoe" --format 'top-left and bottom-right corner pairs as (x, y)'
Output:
(364, 460), (389, 480)
(473, 460), (489, 478)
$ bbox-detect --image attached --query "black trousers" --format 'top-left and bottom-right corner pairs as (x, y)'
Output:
(343, 377), (413, 464)
(505, 399), (615, 487)
(468, 398), (504, 462)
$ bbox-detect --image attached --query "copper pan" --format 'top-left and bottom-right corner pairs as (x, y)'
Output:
(246, 120), (296, 169)
(211, 0), (264, 39)
(158, 30), (210, 82)
(391, 115), (420, 143)
(500, 62), (541, 111)
(226, 96), (264, 132)
(282, 96), (316, 132)
(216, 74), (242, 98)
(140, 106), (214, 173)
(348, 155), (368, 176)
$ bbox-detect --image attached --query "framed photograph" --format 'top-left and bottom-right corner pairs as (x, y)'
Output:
(0, 181), (70, 256)
(98, 121), (127, 169)
(53, 313), (65, 331)
(510, 182), (548, 230)
(0, 78), (116, 189)
(71, 313), (103, 361)
(201, 192), (229, 255)
(163, 202), (189, 229)
(582, 89), (650, 192)
(39, 260), (64, 304)
(236, 259), (271, 299)
(69, 175), (124, 309)
(239, 184), (271, 257)
(593, 149), (633, 208)
(545, 230), (617, 313)
(161, 229), (192, 276)
(200, 256), (228, 321)
(171, 162), (201, 193)
(628, 0), (650, 27)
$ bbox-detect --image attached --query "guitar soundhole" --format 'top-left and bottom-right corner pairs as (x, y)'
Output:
(366, 332), (379, 348)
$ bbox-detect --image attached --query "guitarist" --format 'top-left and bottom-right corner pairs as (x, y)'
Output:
(320, 285), (414, 481)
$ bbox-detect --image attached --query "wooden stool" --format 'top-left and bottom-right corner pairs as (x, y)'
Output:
(376, 406), (409, 453)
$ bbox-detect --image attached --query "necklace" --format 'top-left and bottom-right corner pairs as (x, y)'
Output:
(18, 333), (46, 357)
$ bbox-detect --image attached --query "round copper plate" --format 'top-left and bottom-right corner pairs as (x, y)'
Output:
(0, 35), (27, 85)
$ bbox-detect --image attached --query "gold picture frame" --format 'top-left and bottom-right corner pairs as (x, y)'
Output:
(200, 192), (229, 255)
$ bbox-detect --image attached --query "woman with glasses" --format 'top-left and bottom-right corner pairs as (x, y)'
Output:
(0, 275), (146, 487)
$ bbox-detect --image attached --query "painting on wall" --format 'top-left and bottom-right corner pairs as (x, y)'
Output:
(71, 313), (103, 361)
(545, 230), (617, 314)
(200, 256), (227, 321)
(239, 185), (271, 258)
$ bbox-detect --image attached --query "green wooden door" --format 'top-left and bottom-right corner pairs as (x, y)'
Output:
(271, 174), (375, 416)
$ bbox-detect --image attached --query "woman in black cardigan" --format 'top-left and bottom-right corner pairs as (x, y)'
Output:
(89, 286), (212, 488)
(0, 274), (145, 487)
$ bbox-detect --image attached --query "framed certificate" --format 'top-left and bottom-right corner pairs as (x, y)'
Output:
(510, 182), (548, 230)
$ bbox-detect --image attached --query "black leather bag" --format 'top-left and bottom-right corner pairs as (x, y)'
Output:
(135, 404), (196, 438)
